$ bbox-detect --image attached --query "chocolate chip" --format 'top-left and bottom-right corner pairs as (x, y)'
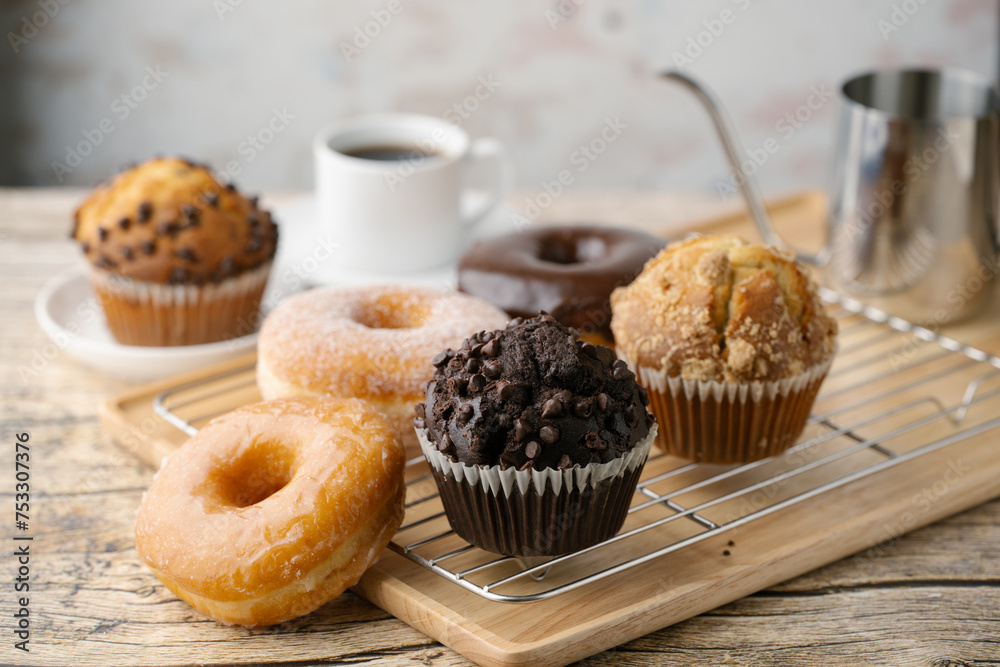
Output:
(507, 317), (524, 328)
(583, 432), (606, 450)
(119, 246), (134, 260)
(497, 381), (519, 401)
(465, 358), (481, 374)
(247, 211), (260, 226)
(96, 227), (108, 241)
(539, 425), (559, 444)
(541, 397), (563, 419)
(140, 240), (156, 255)
(573, 398), (594, 418)
(613, 364), (633, 381)
(446, 377), (462, 395)
(481, 339), (500, 358)
(723, 550), (731, 557)
(117, 217), (130, 230)
(580, 342), (599, 359)
(157, 221), (180, 238)
(557, 454), (573, 470)
(467, 374), (487, 393)
(625, 405), (639, 427)
(514, 419), (532, 443)
(431, 351), (450, 367)
(176, 247), (198, 263)
(478, 330), (495, 343)
(95, 255), (116, 269)
(138, 202), (153, 223)
(168, 267), (189, 284)
(525, 441), (541, 460)
(245, 237), (262, 254)
(205, 192), (219, 207)
(181, 204), (199, 221)
(482, 361), (501, 379)
(457, 404), (474, 423)
(470, 343), (484, 358)
(597, 393), (612, 412)
(518, 459), (535, 472)
(436, 432), (453, 453)
(414, 403), (426, 419)
(225, 182), (236, 192)
(414, 418), (426, 429)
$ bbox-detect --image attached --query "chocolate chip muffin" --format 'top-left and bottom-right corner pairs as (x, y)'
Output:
(71, 157), (278, 346)
(611, 235), (838, 463)
(415, 313), (656, 556)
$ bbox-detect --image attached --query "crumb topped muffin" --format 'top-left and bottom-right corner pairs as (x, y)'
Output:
(611, 235), (837, 463)
(71, 157), (278, 346)
(612, 235), (837, 382)
(416, 314), (656, 556)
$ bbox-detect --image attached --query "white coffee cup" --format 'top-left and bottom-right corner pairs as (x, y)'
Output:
(313, 113), (513, 273)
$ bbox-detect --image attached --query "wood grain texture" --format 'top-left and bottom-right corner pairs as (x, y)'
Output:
(1, 189), (999, 667)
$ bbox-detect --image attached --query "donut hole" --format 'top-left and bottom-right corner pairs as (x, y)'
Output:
(537, 234), (607, 265)
(354, 294), (428, 329)
(208, 443), (295, 508)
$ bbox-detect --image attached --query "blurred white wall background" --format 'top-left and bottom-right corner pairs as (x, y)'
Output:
(2, 0), (995, 200)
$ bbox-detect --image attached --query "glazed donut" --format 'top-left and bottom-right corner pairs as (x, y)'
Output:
(458, 225), (664, 344)
(257, 285), (508, 447)
(134, 396), (406, 626)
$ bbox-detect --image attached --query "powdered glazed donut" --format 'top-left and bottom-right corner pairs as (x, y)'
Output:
(256, 285), (508, 445)
(134, 396), (406, 626)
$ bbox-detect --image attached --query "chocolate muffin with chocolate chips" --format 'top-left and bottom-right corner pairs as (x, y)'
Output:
(71, 157), (278, 346)
(415, 314), (657, 556)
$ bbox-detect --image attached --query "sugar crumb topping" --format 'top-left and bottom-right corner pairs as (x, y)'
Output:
(610, 235), (838, 383)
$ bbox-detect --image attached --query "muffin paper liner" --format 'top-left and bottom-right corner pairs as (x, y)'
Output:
(623, 353), (833, 464)
(417, 424), (655, 556)
(89, 262), (272, 347)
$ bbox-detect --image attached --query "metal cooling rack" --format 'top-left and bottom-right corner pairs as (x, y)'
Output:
(153, 289), (1000, 603)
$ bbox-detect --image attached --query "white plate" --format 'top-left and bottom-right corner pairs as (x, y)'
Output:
(34, 266), (259, 381)
(34, 194), (514, 382)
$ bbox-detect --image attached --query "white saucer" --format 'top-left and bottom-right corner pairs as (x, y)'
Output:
(34, 266), (259, 381)
(269, 194), (517, 290)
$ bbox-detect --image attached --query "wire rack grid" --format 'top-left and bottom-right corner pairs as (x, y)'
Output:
(152, 289), (1000, 603)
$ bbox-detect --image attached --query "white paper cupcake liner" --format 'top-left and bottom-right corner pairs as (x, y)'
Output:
(417, 423), (655, 498)
(416, 424), (656, 556)
(621, 350), (834, 464)
(89, 262), (272, 346)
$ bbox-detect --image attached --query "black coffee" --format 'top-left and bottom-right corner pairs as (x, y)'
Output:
(341, 144), (439, 161)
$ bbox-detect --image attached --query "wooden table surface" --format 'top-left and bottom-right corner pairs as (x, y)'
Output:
(2, 188), (999, 667)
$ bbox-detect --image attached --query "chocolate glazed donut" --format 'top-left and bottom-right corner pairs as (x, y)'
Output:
(457, 226), (666, 343)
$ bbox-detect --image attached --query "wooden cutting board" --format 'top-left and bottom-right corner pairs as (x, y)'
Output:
(100, 191), (1000, 667)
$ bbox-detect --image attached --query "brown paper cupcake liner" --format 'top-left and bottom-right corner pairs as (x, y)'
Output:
(417, 425), (655, 557)
(89, 263), (272, 347)
(626, 356), (833, 464)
